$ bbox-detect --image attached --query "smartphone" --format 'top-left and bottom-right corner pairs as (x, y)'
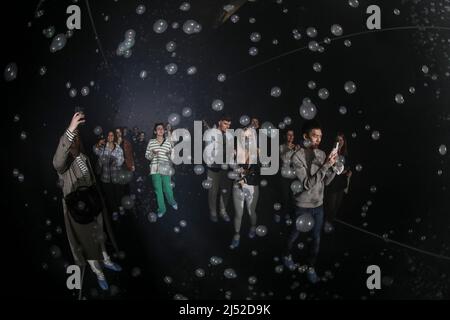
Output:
(332, 142), (339, 155)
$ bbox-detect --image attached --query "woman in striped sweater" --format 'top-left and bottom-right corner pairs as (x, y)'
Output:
(145, 123), (178, 217)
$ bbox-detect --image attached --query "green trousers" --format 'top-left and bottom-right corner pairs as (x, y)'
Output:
(151, 174), (176, 214)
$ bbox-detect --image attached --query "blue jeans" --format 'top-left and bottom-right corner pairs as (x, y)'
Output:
(287, 206), (324, 266)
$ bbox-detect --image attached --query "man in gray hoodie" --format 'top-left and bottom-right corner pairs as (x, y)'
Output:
(283, 120), (338, 283)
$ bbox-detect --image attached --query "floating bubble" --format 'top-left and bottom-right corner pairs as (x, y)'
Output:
(355, 164), (363, 172)
(318, 88), (329, 100)
(250, 32), (261, 43)
(249, 47), (258, 56)
(20, 131), (27, 140)
(348, 0), (359, 8)
(409, 87), (415, 94)
(13, 169), (19, 177)
(439, 144), (447, 155)
(270, 86), (282, 97)
(179, 2), (191, 11)
(395, 94), (405, 104)
(299, 98), (317, 120)
(165, 63), (178, 75)
(273, 203), (282, 211)
(153, 19), (168, 34)
(297, 242), (305, 250)
(293, 32), (302, 40)
(308, 41), (319, 52)
(344, 39), (352, 47)
(147, 212), (157, 223)
(174, 226), (180, 233)
(224, 268), (237, 279)
(281, 167), (295, 179)
(183, 20), (201, 34)
(136, 4), (146, 15)
(308, 81), (316, 90)
(181, 107), (192, 117)
(4, 63), (18, 81)
(168, 113), (180, 126)
(306, 27), (318, 38)
(42, 26), (55, 38)
(231, 15), (239, 23)
(81, 86), (89, 96)
(275, 265), (284, 273)
(344, 81), (357, 94)
(186, 66), (197, 75)
(339, 106), (347, 115)
(164, 276), (173, 284)
(202, 179), (213, 189)
(195, 268), (205, 278)
(121, 196), (134, 210)
(283, 116), (292, 125)
(210, 256), (223, 266)
(39, 66), (47, 76)
(251, 250), (258, 256)
(217, 73), (226, 82)
(212, 99), (224, 112)
(248, 276), (257, 285)
(50, 34), (67, 53)
(166, 41), (176, 52)
(421, 65), (429, 74)
(50, 245), (62, 258)
(371, 131), (380, 140)
(255, 225), (268, 237)
(312, 63), (322, 72)
(239, 115), (250, 126)
(18, 174), (25, 183)
(249, 17), (256, 24)
(193, 165), (204, 175)
(179, 220), (187, 228)
(331, 24), (343, 36)
(278, 122), (286, 130)
(290, 180), (303, 194)
(69, 88), (77, 98)
(139, 70), (147, 79)
(296, 213), (315, 232)
(260, 122), (277, 138)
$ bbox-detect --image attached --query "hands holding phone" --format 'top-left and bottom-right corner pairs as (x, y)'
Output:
(68, 112), (86, 132)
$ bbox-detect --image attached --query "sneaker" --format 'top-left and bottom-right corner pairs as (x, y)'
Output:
(171, 203), (178, 210)
(229, 236), (240, 250)
(157, 211), (166, 218)
(210, 215), (218, 223)
(220, 211), (231, 222)
(307, 268), (320, 284)
(96, 274), (109, 291)
(283, 255), (296, 271)
(103, 261), (122, 272)
(248, 226), (256, 239)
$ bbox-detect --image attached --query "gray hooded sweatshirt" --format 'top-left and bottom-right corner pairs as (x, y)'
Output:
(291, 148), (336, 208)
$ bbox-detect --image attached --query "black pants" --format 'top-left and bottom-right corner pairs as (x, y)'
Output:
(324, 190), (345, 223)
(100, 181), (122, 215)
(280, 176), (295, 218)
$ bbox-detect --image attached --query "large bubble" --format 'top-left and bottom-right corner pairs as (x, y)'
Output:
(270, 86), (282, 97)
(344, 81), (357, 94)
(239, 115), (250, 126)
(182, 107), (192, 117)
(4, 63), (18, 81)
(168, 113), (181, 126)
(212, 99), (224, 112)
(250, 32), (261, 42)
(299, 98), (317, 120)
(183, 20), (202, 34)
(439, 144), (447, 155)
(296, 213), (315, 232)
(136, 4), (146, 15)
(224, 268), (237, 279)
(50, 34), (67, 53)
(165, 63), (178, 75)
(331, 24), (344, 36)
(290, 180), (303, 194)
(153, 19), (168, 34)
(255, 225), (268, 237)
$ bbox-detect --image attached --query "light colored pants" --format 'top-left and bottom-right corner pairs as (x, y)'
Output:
(208, 170), (232, 217)
(232, 184), (259, 234)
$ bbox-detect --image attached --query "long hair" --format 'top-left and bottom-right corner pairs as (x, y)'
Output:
(336, 132), (348, 157)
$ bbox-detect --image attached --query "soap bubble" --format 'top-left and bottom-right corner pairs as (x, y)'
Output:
(147, 212), (157, 223)
(371, 131), (380, 140)
(395, 94), (405, 104)
(186, 66), (197, 75)
(281, 167), (295, 179)
(50, 245), (62, 258)
(179, 2), (191, 11)
(344, 39), (352, 47)
(69, 88), (77, 98)
(168, 113), (180, 126)
(13, 169), (19, 177)
(339, 106), (347, 115)
(250, 32), (261, 42)
(202, 179), (213, 189)
(248, 276), (257, 285)
(166, 41), (176, 52)
(139, 70), (147, 79)
(212, 99), (224, 111)
(165, 63), (178, 75)
(81, 86), (89, 96)
(231, 15), (239, 23)
(249, 47), (258, 56)
(274, 203), (282, 211)
(260, 122), (277, 138)
(182, 107), (192, 117)
(136, 4), (146, 15)
(153, 19), (168, 34)
(249, 17), (256, 24)
(270, 87), (282, 97)
(421, 65), (429, 74)
(299, 98), (317, 120)
(275, 265), (284, 273)
(174, 227), (180, 233)
(39, 66), (47, 76)
(255, 225), (268, 237)
(355, 164), (363, 172)
(42, 26), (55, 38)
(308, 81), (317, 90)
(210, 256), (223, 266)
(331, 24), (343, 36)
(121, 196), (134, 210)
(217, 73), (226, 82)
(172, 22), (179, 29)
(18, 174), (25, 182)
(164, 276), (173, 284)
(183, 20), (201, 34)
(393, 9), (400, 15)
(344, 81), (357, 94)
(290, 180), (303, 194)
(306, 27), (318, 38)
(20, 131), (27, 140)
(308, 41), (319, 52)
(439, 144), (447, 155)
(348, 0), (359, 8)
(195, 268), (205, 278)
(279, 122), (286, 130)
(296, 213), (315, 232)
(313, 63), (322, 72)
(239, 115), (250, 126)
(4, 63), (18, 81)
(284, 116), (292, 125)
(318, 88), (329, 100)
(370, 185), (377, 193)
(224, 268), (237, 279)
(50, 34), (67, 53)
(179, 220), (187, 228)
(409, 87), (415, 94)
(13, 114), (20, 122)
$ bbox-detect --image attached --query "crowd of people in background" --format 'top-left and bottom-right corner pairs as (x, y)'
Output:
(53, 111), (352, 290)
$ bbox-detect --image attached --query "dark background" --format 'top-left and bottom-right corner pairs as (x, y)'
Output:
(2, 0), (450, 299)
